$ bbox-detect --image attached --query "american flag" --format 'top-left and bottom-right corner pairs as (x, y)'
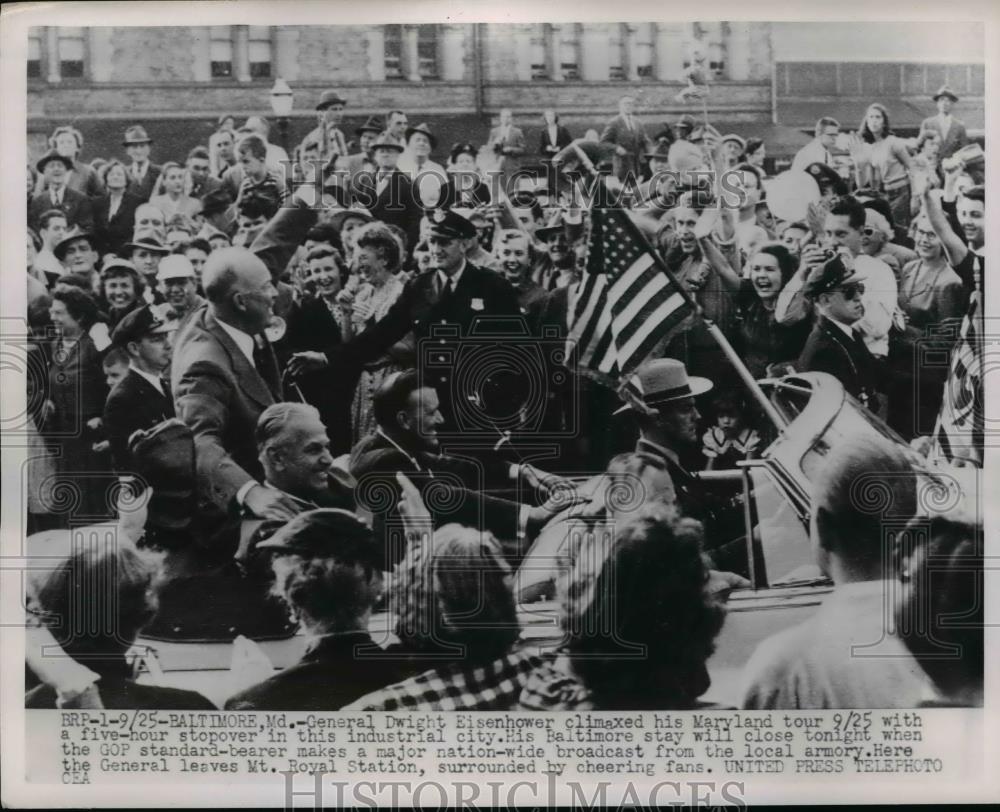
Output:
(933, 288), (983, 466)
(566, 205), (694, 380)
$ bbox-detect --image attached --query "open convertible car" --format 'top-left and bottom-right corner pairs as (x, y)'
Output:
(24, 372), (971, 708)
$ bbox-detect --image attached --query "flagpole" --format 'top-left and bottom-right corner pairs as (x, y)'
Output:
(568, 142), (787, 431)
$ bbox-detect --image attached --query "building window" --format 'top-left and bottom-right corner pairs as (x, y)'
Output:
(633, 23), (654, 79)
(248, 26), (272, 79)
(684, 23), (726, 79)
(530, 24), (549, 80)
(384, 24), (403, 79)
(210, 26), (233, 78)
(555, 23), (580, 80)
(58, 27), (85, 79)
(609, 24), (626, 81)
(416, 24), (438, 78)
(27, 29), (42, 78)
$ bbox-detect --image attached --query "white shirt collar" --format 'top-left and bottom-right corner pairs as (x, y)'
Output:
(438, 259), (466, 291)
(128, 362), (165, 395)
(826, 315), (855, 338)
(215, 316), (255, 364)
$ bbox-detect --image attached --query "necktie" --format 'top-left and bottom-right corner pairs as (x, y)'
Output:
(52, 189), (62, 207)
(437, 276), (455, 307)
(253, 335), (281, 399)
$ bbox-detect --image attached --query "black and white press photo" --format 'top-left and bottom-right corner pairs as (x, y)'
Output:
(1, 1), (995, 807)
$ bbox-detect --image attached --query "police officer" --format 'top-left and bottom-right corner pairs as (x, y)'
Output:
(289, 209), (521, 427)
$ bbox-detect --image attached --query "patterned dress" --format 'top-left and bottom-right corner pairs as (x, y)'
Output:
(349, 275), (406, 444)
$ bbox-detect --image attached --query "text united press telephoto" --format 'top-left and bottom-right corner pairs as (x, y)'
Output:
(3, 3), (995, 808)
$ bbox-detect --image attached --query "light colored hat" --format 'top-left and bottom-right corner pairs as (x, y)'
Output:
(157, 254), (196, 281)
(613, 359), (713, 415)
(864, 208), (893, 238)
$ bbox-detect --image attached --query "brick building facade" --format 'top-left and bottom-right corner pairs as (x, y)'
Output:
(27, 22), (983, 166)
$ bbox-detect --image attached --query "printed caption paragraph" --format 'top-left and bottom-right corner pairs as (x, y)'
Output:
(35, 709), (977, 787)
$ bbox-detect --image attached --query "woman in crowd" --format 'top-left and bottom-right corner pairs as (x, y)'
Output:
(328, 208), (374, 261)
(887, 213), (968, 438)
(346, 523), (537, 711)
(26, 543), (214, 709)
(437, 143), (491, 209)
(41, 285), (112, 524)
(341, 223), (408, 444)
(148, 161), (201, 220)
(519, 504), (726, 710)
(225, 509), (410, 711)
(93, 159), (142, 257)
(98, 258), (145, 328)
(851, 103), (913, 226)
(728, 243), (812, 378)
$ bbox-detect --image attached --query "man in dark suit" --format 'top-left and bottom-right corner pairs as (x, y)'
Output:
(539, 109), (573, 163)
(122, 125), (161, 203)
(170, 246), (299, 522)
(93, 185), (142, 258)
(798, 256), (880, 410)
(600, 95), (652, 182)
(352, 137), (423, 252)
(350, 370), (564, 568)
(103, 305), (176, 473)
(289, 209), (522, 423)
(29, 152), (94, 232)
(920, 85), (968, 162)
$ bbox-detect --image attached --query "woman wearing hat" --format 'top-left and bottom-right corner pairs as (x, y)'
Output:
(436, 143), (491, 210)
(99, 258), (145, 328)
(848, 103), (914, 227)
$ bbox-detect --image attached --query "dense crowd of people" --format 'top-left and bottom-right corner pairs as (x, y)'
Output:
(24, 83), (984, 711)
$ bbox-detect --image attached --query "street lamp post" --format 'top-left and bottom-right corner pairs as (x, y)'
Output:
(269, 78), (294, 155)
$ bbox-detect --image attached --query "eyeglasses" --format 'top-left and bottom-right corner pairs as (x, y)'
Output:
(861, 227), (880, 237)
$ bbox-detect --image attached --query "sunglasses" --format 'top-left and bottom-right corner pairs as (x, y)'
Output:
(837, 283), (866, 300)
(861, 227), (881, 237)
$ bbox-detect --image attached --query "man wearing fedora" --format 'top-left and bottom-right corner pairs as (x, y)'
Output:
(797, 255), (880, 411)
(616, 358), (713, 518)
(30, 152), (94, 233)
(632, 139), (680, 213)
(352, 136), (423, 251)
(103, 304), (176, 473)
(397, 122), (447, 208)
(307, 90), (349, 163)
(125, 230), (171, 305)
(920, 85), (968, 162)
(122, 125), (161, 203)
(336, 116), (382, 192)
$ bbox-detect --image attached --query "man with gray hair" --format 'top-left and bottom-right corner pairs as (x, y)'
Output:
(170, 246), (296, 522)
(255, 402), (355, 512)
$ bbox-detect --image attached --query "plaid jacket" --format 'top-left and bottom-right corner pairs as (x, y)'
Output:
(342, 650), (542, 711)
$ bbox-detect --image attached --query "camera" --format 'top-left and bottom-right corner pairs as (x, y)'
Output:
(418, 317), (578, 439)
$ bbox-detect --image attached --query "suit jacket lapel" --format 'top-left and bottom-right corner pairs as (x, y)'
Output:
(204, 310), (275, 407)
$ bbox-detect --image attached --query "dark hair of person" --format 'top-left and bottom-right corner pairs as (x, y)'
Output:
(858, 103), (894, 144)
(962, 185), (985, 205)
(752, 242), (798, 286)
(176, 238), (212, 256)
(561, 504), (725, 709)
(372, 369), (423, 432)
(238, 189), (279, 220)
(828, 195), (867, 231)
(34, 545), (161, 665)
(745, 137), (765, 158)
(187, 145), (210, 162)
(52, 284), (100, 330)
(39, 209), (69, 232)
(99, 159), (128, 187)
